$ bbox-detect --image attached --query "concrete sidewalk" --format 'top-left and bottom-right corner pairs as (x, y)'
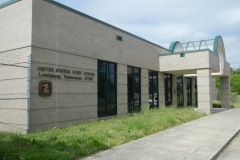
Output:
(83, 109), (240, 160)
(217, 133), (240, 159)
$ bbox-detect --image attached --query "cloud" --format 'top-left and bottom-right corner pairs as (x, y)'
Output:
(55, 0), (240, 68)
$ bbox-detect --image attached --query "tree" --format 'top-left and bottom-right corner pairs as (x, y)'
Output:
(230, 74), (240, 94)
(233, 68), (240, 74)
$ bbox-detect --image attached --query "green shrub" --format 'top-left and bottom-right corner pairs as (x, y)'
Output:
(212, 101), (221, 108)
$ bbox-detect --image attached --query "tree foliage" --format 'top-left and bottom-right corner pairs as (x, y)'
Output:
(216, 68), (240, 94)
(230, 68), (240, 94)
(216, 77), (220, 90)
(232, 68), (240, 74)
(231, 74), (240, 94)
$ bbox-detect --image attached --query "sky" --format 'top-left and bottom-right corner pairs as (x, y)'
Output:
(54, 0), (240, 68)
(0, 0), (10, 4)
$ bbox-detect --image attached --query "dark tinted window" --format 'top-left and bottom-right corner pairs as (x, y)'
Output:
(187, 78), (192, 106)
(128, 66), (141, 113)
(98, 60), (117, 117)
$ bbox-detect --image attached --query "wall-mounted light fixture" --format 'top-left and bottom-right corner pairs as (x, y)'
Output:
(116, 35), (123, 41)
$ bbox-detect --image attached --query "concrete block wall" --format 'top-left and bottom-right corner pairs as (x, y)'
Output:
(32, 0), (167, 72)
(0, 47), (31, 133)
(117, 64), (128, 115)
(211, 78), (217, 101)
(30, 47), (98, 132)
(27, 0), (169, 131)
(0, 0), (33, 133)
(223, 62), (231, 77)
(209, 53), (220, 73)
(160, 51), (219, 73)
(0, 0), (32, 52)
(31, 46), (162, 131)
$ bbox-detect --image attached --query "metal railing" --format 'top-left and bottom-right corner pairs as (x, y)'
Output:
(180, 39), (214, 52)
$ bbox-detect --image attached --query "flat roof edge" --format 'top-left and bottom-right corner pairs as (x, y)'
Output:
(43, 0), (170, 52)
(0, 0), (20, 9)
(159, 49), (215, 57)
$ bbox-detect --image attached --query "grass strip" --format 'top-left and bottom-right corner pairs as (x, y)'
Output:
(0, 107), (205, 160)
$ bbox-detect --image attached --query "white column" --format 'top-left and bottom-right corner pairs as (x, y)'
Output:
(159, 73), (165, 107)
(220, 77), (231, 109)
(211, 78), (217, 101)
(197, 69), (212, 115)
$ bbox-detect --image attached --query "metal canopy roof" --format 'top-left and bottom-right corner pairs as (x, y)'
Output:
(169, 36), (225, 56)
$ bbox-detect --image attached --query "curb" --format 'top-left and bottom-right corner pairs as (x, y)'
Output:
(211, 130), (240, 160)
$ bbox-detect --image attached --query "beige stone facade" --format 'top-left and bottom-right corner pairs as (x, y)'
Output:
(0, 0), (231, 133)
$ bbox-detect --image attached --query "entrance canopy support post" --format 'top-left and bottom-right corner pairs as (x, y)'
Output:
(220, 77), (231, 109)
(159, 73), (165, 107)
(197, 69), (212, 115)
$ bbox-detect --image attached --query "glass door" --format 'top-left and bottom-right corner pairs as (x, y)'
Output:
(187, 78), (192, 106)
(164, 74), (172, 106)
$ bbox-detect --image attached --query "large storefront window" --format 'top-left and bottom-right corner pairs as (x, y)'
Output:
(177, 76), (184, 107)
(98, 60), (117, 117)
(128, 66), (141, 113)
(149, 70), (159, 108)
(187, 78), (192, 106)
(164, 73), (172, 106)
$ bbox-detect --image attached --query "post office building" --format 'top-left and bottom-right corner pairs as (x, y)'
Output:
(0, 0), (231, 133)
